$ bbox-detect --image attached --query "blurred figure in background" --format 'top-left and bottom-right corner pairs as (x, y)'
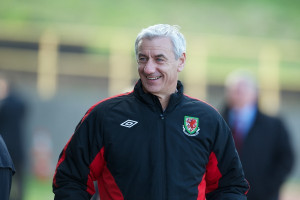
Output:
(221, 69), (295, 200)
(0, 73), (27, 200)
(32, 128), (53, 181)
(0, 134), (15, 200)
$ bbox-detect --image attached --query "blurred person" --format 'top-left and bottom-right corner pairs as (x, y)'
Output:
(0, 73), (27, 200)
(221, 69), (294, 200)
(32, 128), (53, 181)
(53, 24), (249, 200)
(0, 134), (15, 200)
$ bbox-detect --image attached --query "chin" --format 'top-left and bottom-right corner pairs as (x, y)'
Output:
(142, 84), (160, 94)
(145, 88), (160, 94)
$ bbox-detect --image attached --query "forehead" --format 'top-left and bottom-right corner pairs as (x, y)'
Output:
(137, 37), (173, 55)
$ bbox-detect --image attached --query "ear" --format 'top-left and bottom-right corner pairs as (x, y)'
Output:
(177, 53), (186, 72)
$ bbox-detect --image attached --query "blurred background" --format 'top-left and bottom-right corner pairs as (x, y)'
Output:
(0, 0), (299, 199)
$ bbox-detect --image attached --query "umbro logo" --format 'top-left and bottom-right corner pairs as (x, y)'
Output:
(120, 119), (138, 128)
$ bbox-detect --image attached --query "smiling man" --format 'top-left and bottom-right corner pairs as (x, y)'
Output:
(53, 24), (249, 200)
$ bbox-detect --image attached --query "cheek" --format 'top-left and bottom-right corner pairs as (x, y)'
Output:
(170, 67), (179, 78)
(137, 66), (144, 74)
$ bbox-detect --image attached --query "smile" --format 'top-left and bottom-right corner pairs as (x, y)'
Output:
(147, 76), (161, 80)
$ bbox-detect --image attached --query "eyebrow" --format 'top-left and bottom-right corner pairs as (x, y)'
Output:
(155, 54), (167, 59)
(138, 53), (147, 58)
(138, 53), (168, 60)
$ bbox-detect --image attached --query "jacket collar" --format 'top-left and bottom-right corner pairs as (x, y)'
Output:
(133, 79), (184, 112)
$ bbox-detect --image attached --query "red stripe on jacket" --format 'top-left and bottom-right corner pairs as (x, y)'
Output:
(197, 173), (206, 200)
(87, 146), (124, 199)
(205, 152), (222, 194)
(53, 136), (73, 187)
(196, 152), (222, 199)
(98, 163), (124, 200)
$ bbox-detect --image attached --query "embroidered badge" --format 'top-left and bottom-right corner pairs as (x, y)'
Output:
(183, 116), (200, 136)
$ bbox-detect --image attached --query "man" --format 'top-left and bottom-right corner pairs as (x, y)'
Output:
(53, 24), (249, 200)
(221, 69), (294, 200)
(0, 134), (15, 200)
(0, 73), (26, 200)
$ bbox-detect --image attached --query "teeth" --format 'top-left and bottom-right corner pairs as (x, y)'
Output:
(147, 76), (161, 80)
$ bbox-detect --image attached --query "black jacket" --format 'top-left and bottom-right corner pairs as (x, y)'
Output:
(0, 92), (26, 170)
(0, 134), (15, 200)
(222, 106), (294, 200)
(53, 80), (249, 200)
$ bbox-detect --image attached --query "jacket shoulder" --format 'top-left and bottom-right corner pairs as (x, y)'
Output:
(183, 94), (220, 115)
(256, 111), (286, 127)
(81, 92), (134, 122)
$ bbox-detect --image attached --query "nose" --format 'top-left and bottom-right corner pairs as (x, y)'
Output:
(143, 59), (156, 74)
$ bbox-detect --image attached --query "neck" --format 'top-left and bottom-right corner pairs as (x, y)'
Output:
(156, 88), (178, 111)
(141, 81), (179, 111)
(157, 95), (171, 111)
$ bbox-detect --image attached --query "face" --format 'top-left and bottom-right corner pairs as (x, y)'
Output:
(137, 37), (185, 98)
(0, 78), (8, 99)
(226, 79), (257, 109)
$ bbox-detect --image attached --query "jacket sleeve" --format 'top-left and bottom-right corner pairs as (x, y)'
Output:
(53, 109), (105, 200)
(205, 114), (249, 200)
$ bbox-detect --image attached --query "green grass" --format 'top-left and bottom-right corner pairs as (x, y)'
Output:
(1, 0), (300, 39)
(24, 175), (53, 200)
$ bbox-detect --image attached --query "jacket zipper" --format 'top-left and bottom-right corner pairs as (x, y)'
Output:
(160, 111), (167, 200)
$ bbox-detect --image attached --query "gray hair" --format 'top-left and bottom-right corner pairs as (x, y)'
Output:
(225, 69), (258, 93)
(135, 24), (186, 60)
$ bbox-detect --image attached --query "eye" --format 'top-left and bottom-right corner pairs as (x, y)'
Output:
(156, 57), (165, 63)
(138, 57), (148, 64)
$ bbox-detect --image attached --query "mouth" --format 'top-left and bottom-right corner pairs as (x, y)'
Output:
(146, 76), (162, 80)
